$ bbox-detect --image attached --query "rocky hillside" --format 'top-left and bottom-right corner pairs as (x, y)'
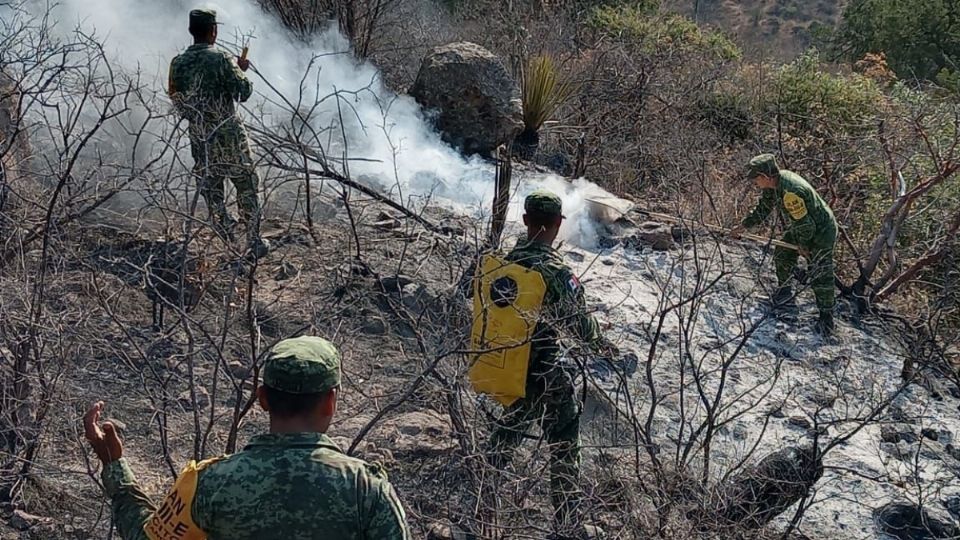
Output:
(662, 0), (846, 56)
(3, 0), (960, 538)
(3, 179), (960, 538)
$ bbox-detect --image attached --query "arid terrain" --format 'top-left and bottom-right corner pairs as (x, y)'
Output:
(3, 0), (960, 538)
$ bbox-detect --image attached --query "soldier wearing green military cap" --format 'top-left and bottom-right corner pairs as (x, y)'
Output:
(168, 8), (269, 258)
(731, 154), (839, 336)
(489, 188), (616, 538)
(84, 336), (410, 539)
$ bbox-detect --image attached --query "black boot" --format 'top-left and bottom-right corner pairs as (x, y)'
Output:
(766, 286), (798, 321)
(771, 286), (796, 308)
(815, 311), (835, 337)
(247, 235), (270, 259)
(213, 215), (237, 243)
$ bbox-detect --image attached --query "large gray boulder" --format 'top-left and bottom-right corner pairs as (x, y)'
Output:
(410, 42), (522, 156)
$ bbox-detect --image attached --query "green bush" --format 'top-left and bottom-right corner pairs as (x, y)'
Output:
(834, 0), (960, 81)
(696, 91), (753, 141)
(766, 52), (883, 136)
(587, 6), (741, 61)
(936, 68), (960, 95)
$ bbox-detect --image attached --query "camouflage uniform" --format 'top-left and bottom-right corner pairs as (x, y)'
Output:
(741, 154), (838, 330)
(490, 190), (606, 532)
(100, 336), (410, 540)
(168, 9), (261, 242)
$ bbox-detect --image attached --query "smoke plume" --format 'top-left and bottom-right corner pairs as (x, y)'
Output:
(27, 0), (617, 247)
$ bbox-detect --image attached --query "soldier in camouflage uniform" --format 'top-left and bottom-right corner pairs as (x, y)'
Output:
(732, 154), (838, 336)
(490, 189), (615, 538)
(168, 9), (268, 258)
(83, 336), (409, 539)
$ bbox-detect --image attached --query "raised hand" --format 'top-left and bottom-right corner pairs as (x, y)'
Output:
(83, 401), (123, 465)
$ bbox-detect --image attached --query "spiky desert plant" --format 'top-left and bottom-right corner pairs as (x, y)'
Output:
(520, 55), (576, 133)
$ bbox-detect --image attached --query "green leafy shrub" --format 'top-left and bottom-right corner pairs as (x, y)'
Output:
(766, 52), (883, 137)
(936, 68), (960, 95)
(588, 6), (741, 61)
(696, 91), (754, 141)
(834, 0), (960, 81)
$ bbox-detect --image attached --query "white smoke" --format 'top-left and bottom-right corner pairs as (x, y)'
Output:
(27, 0), (618, 247)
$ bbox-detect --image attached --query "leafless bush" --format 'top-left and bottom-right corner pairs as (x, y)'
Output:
(0, 3), (955, 540)
(257, 0), (407, 58)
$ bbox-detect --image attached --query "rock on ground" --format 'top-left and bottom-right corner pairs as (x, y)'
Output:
(875, 502), (960, 539)
(410, 42), (522, 156)
(718, 445), (823, 528)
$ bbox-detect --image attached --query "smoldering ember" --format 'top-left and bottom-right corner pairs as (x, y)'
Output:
(1, 0), (960, 539)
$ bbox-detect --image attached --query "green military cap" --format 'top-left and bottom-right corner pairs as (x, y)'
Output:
(263, 336), (341, 394)
(524, 189), (565, 218)
(189, 8), (221, 27)
(747, 154), (780, 179)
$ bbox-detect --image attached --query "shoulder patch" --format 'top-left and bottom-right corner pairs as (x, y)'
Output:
(567, 274), (581, 292)
(783, 192), (808, 220)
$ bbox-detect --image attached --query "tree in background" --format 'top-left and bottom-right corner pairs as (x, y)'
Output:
(834, 0), (960, 84)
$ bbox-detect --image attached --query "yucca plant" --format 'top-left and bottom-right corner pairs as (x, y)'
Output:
(520, 55), (575, 133)
(517, 55), (575, 157)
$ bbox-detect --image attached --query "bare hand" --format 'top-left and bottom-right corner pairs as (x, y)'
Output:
(729, 225), (745, 240)
(237, 57), (250, 72)
(83, 401), (123, 465)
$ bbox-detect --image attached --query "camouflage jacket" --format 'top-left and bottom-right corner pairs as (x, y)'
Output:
(102, 432), (410, 540)
(168, 44), (252, 139)
(505, 239), (604, 369)
(742, 169), (838, 249)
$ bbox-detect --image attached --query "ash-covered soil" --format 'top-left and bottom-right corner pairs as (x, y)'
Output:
(2, 189), (960, 540)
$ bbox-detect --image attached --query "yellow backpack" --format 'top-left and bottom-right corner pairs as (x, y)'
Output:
(469, 254), (547, 407)
(143, 457), (223, 540)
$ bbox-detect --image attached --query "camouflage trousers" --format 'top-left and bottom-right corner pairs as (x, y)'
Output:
(190, 125), (260, 239)
(774, 241), (836, 315)
(490, 359), (582, 531)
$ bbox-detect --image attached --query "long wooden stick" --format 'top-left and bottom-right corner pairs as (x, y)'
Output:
(584, 197), (801, 252)
(641, 210), (802, 252)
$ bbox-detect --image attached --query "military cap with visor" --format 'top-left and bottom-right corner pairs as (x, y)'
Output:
(189, 8), (221, 28)
(524, 189), (565, 218)
(263, 336), (341, 394)
(747, 154), (780, 179)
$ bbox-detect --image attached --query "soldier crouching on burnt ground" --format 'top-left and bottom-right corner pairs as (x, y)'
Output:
(731, 154), (839, 337)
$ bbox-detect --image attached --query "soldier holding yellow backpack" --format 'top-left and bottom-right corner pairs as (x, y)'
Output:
(471, 189), (616, 538)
